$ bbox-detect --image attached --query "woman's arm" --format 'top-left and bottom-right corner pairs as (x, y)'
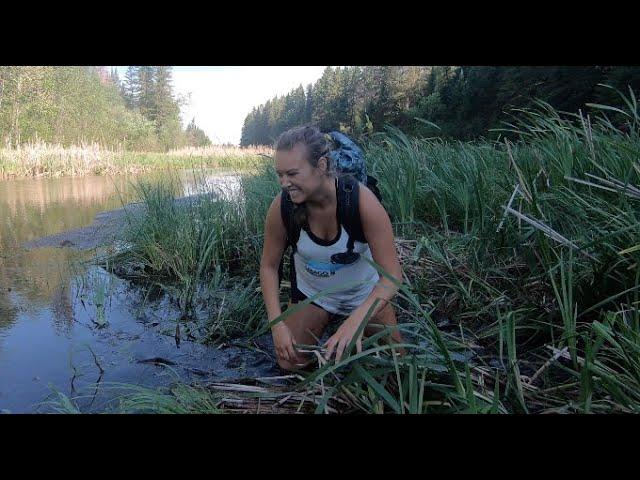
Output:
(353, 184), (403, 317)
(324, 185), (403, 362)
(259, 193), (287, 323)
(260, 193), (299, 362)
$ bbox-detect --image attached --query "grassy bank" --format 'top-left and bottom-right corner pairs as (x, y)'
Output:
(82, 94), (640, 413)
(0, 142), (272, 179)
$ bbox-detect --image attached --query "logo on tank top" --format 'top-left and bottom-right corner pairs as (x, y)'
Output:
(304, 259), (347, 278)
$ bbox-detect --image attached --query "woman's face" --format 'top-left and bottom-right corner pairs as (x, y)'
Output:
(275, 143), (327, 204)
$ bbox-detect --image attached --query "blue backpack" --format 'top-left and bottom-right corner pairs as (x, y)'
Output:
(325, 131), (382, 201)
(326, 131), (368, 183)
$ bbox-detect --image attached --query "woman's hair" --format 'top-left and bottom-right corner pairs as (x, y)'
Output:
(275, 125), (333, 230)
(275, 125), (332, 169)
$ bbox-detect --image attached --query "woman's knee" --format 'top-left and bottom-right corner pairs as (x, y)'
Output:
(282, 301), (330, 342)
(367, 303), (397, 331)
(366, 303), (404, 343)
(277, 356), (312, 372)
(277, 358), (297, 371)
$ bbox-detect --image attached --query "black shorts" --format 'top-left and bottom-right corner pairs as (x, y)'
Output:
(290, 285), (345, 323)
(290, 285), (322, 309)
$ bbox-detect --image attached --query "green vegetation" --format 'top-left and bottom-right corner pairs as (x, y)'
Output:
(96, 91), (640, 413)
(0, 66), (249, 179)
(0, 66), (209, 151)
(112, 383), (223, 414)
(240, 66), (640, 145)
(108, 164), (276, 344)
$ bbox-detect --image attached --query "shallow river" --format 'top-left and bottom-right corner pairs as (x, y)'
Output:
(0, 171), (277, 413)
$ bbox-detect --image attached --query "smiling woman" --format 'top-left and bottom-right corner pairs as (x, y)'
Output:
(259, 125), (404, 371)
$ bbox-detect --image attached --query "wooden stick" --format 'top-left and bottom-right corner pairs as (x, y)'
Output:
(527, 346), (569, 386)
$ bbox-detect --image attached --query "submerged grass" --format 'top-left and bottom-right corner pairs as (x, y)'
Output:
(197, 277), (267, 344)
(112, 383), (224, 414)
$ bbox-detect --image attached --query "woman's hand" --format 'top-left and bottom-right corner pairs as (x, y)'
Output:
(271, 322), (299, 363)
(324, 312), (365, 363)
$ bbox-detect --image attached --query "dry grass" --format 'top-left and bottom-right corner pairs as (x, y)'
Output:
(0, 141), (273, 179)
(201, 376), (335, 414)
(166, 144), (273, 158)
(0, 141), (126, 178)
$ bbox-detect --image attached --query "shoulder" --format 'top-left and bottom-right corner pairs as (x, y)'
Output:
(268, 191), (283, 210)
(358, 182), (383, 213)
(265, 192), (288, 239)
(357, 181), (390, 230)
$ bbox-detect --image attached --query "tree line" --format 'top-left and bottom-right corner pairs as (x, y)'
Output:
(240, 66), (640, 146)
(0, 66), (211, 151)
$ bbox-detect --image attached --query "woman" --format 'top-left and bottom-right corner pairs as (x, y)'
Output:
(259, 125), (403, 371)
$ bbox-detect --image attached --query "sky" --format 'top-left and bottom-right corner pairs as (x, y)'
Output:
(114, 66), (327, 145)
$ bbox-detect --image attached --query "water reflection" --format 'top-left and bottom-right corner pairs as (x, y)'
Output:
(0, 170), (240, 330)
(0, 175), (139, 331)
(0, 169), (247, 412)
(182, 171), (242, 201)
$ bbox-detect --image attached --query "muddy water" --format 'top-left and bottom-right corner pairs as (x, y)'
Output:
(0, 171), (277, 413)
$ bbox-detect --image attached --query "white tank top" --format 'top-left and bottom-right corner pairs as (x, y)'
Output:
(293, 223), (379, 316)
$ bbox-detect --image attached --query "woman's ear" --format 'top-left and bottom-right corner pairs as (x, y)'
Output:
(318, 156), (328, 174)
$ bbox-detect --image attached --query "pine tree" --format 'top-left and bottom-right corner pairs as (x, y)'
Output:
(153, 66), (182, 149)
(186, 117), (212, 147)
(304, 83), (314, 124)
(240, 65), (640, 144)
(138, 66), (156, 122)
(109, 68), (121, 87)
(123, 66), (140, 110)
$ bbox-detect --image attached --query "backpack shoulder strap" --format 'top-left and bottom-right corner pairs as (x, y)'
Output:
(365, 174), (383, 203)
(337, 175), (367, 246)
(278, 189), (301, 291)
(280, 188), (301, 251)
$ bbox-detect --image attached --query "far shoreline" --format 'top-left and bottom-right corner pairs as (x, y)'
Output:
(0, 143), (273, 180)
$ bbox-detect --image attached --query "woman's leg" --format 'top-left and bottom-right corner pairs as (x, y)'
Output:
(276, 300), (331, 371)
(364, 302), (404, 347)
